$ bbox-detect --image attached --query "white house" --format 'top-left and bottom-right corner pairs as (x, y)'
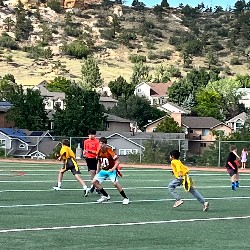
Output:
(134, 82), (172, 106)
(238, 88), (250, 108)
(158, 102), (190, 114)
(226, 112), (247, 132)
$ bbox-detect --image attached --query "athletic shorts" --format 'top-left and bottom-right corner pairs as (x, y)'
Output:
(62, 158), (81, 175)
(85, 158), (97, 171)
(94, 169), (118, 183)
(226, 167), (238, 177)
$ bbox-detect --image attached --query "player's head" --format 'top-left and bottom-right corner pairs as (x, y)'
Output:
(62, 139), (70, 147)
(88, 128), (96, 139)
(230, 145), (237, 152)
(170, 150), (180, 160)
(99, 137), (107, 150)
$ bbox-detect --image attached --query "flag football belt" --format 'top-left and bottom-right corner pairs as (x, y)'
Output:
(182, 174), (193, 192)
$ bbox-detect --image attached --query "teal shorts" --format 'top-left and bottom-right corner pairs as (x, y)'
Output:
(94, 169), (118, 183)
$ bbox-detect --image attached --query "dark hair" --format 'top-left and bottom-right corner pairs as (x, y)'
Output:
(170, 150), (180, 159)
(230, 145), (237, 151)
(88, 128), (96, 135)
(99, 137), (107, 144)
(62, 139), (70, 147)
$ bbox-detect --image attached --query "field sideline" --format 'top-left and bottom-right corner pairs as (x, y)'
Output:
(1, 161), (250, 249)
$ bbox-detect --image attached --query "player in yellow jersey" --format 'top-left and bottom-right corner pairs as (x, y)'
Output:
(168, 150), (209, 211)
(53, 139), (89, 196)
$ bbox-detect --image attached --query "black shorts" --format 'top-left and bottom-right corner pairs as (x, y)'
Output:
(62, 158), (81, 175)
(226, 167), (238, 177)
(85, 158), (97, 171)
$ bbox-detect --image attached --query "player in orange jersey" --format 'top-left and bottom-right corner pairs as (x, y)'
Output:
(92, 137), (129, 205)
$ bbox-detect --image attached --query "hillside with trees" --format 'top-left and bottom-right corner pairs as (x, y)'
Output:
(0, 0), (249, 86)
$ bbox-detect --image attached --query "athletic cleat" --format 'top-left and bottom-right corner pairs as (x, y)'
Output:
(53, 186), (61, 191)
(203, 202), (209, 212)
(122, 198), (130, 205)
(84, 188), (90, 197)
(97, 195), (110, 203)
(235, 182), (239, 188)
(173, 200), (184, 208)
(232, 184), (236, 190)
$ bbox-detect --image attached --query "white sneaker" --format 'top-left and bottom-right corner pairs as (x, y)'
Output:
(203, 202), (209, 212)
(122, 198), (129, 205)
(53, 186), (61, 191)
(97, 195), (110, 203)
(84, 188), (90, 197)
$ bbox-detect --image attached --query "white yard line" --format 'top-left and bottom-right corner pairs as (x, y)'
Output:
(0, 196), (250, 208)
(1, 214), (250, 233)
(1, 185), (250, 192)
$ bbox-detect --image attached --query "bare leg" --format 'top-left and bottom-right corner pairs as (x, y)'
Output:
(75, 174), (87, 187)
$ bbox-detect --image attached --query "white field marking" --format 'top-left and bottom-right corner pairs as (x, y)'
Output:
(1, 214), (250, 234)
(1, 196), (250, 209)
(0, 179), (92, 183)
(2, 185), (250, 193)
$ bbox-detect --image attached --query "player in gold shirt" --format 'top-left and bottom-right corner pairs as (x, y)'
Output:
(168, 150), (209, 211)
(53, 139), (89, 196)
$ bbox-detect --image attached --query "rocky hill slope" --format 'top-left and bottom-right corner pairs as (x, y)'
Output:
(0, 1), (249, 86)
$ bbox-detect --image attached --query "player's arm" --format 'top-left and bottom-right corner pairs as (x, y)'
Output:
(109, 156), (120, 172)
(58, 152), (66, 161)
(97, 159), (101, 173)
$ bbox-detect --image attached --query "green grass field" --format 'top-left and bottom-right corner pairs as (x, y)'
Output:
(1, 162), (250, 249)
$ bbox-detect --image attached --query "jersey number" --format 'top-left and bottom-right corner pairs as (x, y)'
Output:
(100, 158), (109, 167)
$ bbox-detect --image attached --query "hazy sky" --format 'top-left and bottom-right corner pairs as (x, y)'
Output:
(125, 0), (237, 9)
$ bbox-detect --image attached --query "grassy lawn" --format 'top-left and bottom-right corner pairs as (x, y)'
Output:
(0, 162), (250, 249)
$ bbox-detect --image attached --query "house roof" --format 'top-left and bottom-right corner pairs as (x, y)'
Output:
(105, 113), (132, 123)
(100, 96), (118, 103)
(0, 101), (13, 112)
(149, 82), (172, 97)
(182, 116), (227, 129)
(0, 128), (30, 143)
(33, 83), (65, 100)
(159, 102), (190, 114)
(96, 131), (185, 140)
(143, 115), (169, 128)
(226, 112), (247, 123)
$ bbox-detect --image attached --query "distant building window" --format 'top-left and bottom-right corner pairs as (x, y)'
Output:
(202, 129), (209, 136)
(119, 149), (138, 155)
(106, 122), (110, 129)
(236, 122), (243, 130)
(137, 88), (141, 92)
(19, 144), (25, 149)
(189, 129), (194, 133)
(0, 139), (6, 148)
(200, 143), (206, 147)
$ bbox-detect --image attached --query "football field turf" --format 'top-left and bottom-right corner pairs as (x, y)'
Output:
(1, 161), (250, 249)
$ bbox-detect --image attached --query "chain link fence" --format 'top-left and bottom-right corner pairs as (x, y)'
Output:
(0, 135), (249, 167)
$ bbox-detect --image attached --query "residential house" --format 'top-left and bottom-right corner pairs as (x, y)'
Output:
(134, 82), (172, 106)
(144, 115), (169, 132)
(0, 128), (60, 159)
(96, 131), (185, 162)
(32, 81), (65, 110)
(144, 113), (232, 155)
(181, 116), (232, 155)
(238, 88), (250, 108)
(158, 102), (190, 114)
(99, 96), (118, 109)
(33, 81), (118, 110)
(105, 113), (132, 132)
(0, 102), (15, 128)
(226, 112), (247, 132)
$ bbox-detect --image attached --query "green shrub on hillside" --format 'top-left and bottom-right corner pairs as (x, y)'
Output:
(61, 41), (91, 59)
(0, 33), (19, 50)
(129, 54), (146, 63)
